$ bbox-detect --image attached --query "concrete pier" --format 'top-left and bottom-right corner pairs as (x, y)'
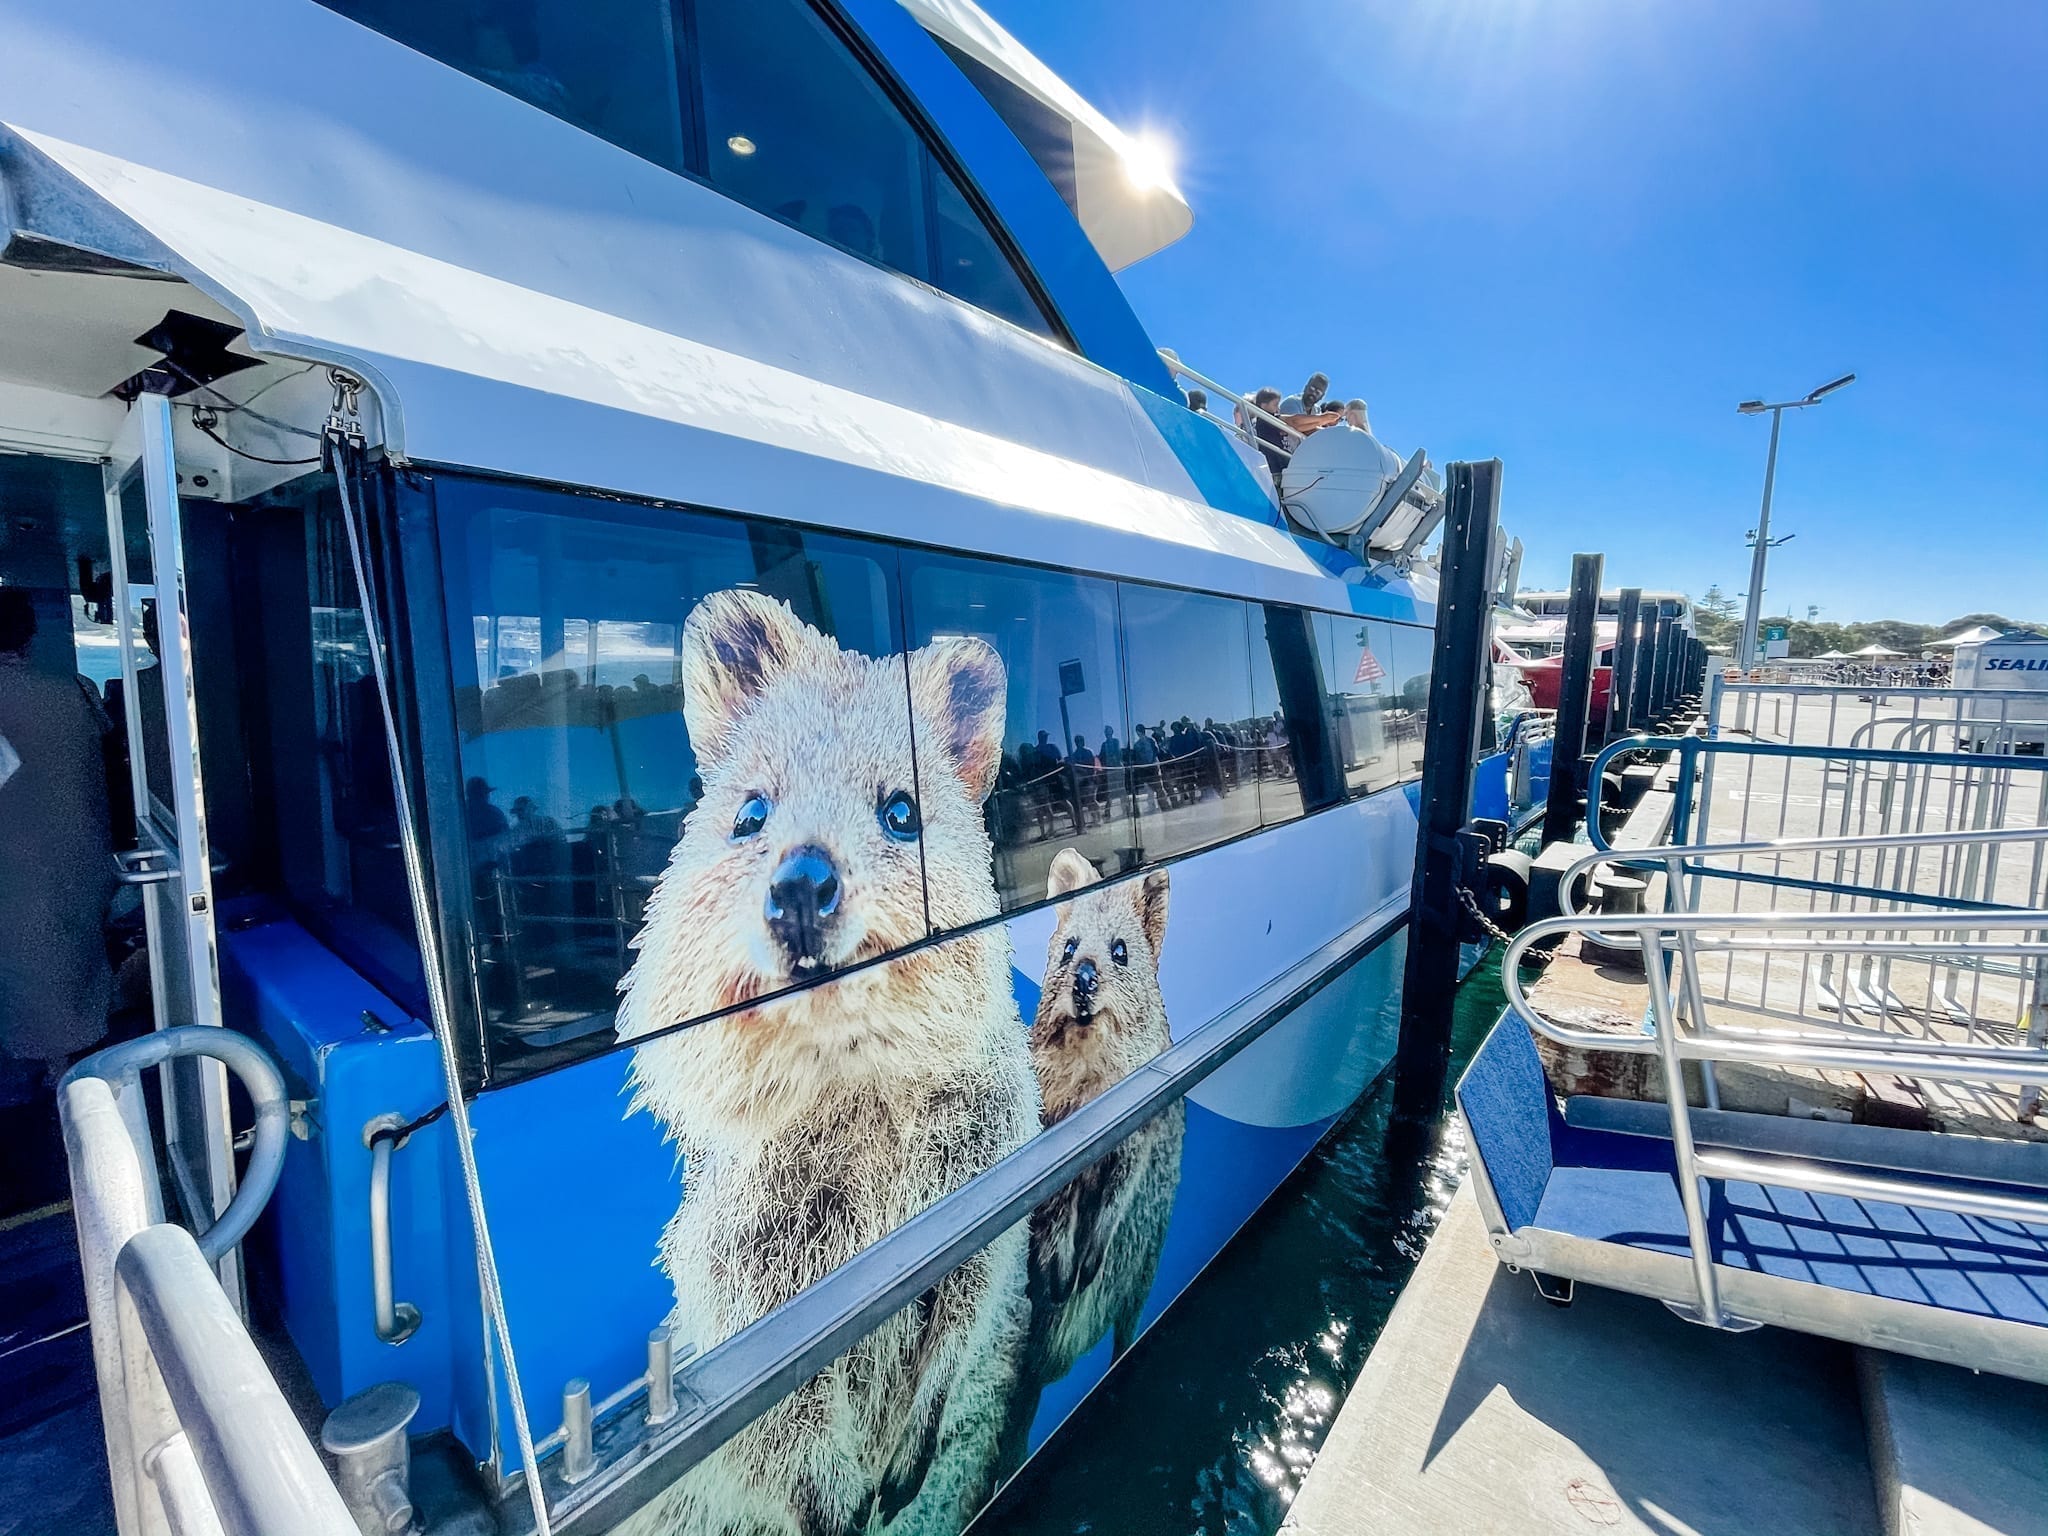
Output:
(1283, 1182), (1878, 1535)
(1287, 1179), (2048, 1535)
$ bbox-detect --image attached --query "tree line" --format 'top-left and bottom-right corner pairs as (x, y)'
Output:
(1689, 586), (2045, 659)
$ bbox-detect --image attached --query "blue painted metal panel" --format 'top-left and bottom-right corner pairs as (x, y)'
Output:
(831, 0), (1178, 396)
(1126, 383), (1284, 527)
(1471, 749), (1511, 826)
(219, 910), (461, 1429)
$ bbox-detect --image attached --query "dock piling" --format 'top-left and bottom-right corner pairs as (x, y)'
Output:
(1608, 587), (1643, 742)
(1540, 553), (1604, 845)
(1394, 459), (1501, 1123)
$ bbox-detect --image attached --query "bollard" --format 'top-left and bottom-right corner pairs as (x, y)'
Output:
(646, 1327), (678, 1427)
(563, 1379), (596, 1485)
(321, 1381), (420, 1536)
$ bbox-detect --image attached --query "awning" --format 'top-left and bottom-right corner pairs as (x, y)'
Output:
(899, 0), (1193, 270)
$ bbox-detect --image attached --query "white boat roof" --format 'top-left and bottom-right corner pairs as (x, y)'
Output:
(898, 0), (1193, 271)
(0, 0), (1423, 623)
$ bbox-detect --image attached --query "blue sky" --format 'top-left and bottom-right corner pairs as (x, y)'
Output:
(1001, 1), (2046, 625)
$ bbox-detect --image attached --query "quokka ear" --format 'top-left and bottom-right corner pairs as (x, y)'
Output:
(1136, 868), (1170, 959)
(909, 634), (1007, 802)
(681, 590), (821, 762)
(1047, 847), (1099, 899)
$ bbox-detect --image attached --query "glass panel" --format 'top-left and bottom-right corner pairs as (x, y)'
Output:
(1315, 612), (1401, 799)
(932, 164), (1056, 337)
(1119, 584), (1258, 861)
(1386, 622), (1433, 783)
(1250, 603), (1343, 819)
(438, 480), (908, 1068)
(697, 0), (930, 280)
(316, 0), (690, 172)
(902, 553), (1129, 909)
(117, 470), (153, 585)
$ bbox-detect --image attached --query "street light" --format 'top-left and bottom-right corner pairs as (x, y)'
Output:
(1735, 374), (1855, 671)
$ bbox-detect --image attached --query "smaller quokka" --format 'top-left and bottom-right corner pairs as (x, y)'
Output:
(1023, 848), (1184, 1378)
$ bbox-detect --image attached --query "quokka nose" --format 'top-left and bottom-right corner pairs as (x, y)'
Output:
(1073, 957), (1098, 997)
(765, 845), (842, 963)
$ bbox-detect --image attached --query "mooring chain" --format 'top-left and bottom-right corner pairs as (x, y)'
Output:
(1457, 881), (1551, 966)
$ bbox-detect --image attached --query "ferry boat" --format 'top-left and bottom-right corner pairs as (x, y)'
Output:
(0, 3), (1478, 1531)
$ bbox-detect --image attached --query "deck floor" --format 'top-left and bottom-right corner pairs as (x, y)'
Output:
(1283, 1182), (1879, 1536)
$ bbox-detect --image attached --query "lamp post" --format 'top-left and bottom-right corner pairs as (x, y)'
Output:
(1735, 374), (1854, 672)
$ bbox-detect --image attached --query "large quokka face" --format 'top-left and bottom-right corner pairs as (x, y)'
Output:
(1031, 849), (1170, 1123)
(615, 589), (1007, 1057)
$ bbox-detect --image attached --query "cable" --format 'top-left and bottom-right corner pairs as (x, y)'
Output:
(331, 435), (555, 1536)
(190, 413), (320, 468)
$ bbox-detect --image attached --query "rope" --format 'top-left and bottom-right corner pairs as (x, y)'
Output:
(330, 434), (555, 1536)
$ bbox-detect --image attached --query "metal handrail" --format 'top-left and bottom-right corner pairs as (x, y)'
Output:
(61, 1037), (354, 1536)
(1500, 905), (2048, 1329)
(1503, 909), (2048, 1077)
(1560, 824), (2048, 927)
(1586, 733), (2048, 853)
(61, 1025), (292, 1263)
(1155, 350), (1303, 457)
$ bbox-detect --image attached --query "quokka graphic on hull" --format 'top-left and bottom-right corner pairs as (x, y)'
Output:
(613, 589), (1040, 1536)
(1005, 848), (1183, 1462)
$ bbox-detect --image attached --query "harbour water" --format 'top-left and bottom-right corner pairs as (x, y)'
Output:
(979, 953), (1511, 1536)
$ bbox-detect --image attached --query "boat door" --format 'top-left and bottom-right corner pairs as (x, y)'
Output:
(101, 390), (241, 1303)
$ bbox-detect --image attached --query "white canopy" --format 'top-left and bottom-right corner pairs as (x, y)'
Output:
(1932, 625), (2004, 648)
(1817, 649), (1851, 659)
(899, 0), (1193, 270)
(1853, 643), (1904, 657)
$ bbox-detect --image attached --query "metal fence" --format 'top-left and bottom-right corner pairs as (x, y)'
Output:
(59, 1028), (356, 1536)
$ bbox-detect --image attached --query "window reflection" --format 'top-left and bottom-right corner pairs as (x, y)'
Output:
(1119, 585), (1259, 860)
(440, 484), (903, 1063)
(1386, 622), (1433, 783)
(1252, 604), (1343, 819)
(903, 555), (1129, 908)
(1315, 613), (1402, 799)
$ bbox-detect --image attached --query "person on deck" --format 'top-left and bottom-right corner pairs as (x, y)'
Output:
(0, 587), (115, 1115)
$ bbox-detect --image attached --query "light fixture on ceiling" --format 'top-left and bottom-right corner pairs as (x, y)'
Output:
(726, 134), (757, 156)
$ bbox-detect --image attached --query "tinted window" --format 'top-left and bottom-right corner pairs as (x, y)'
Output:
(698, 0), (930, 279)
(1119, 585), (1259, 860)
(1386, 622), (1434, 783)
(231, 479), (425, 1012)
(932, 164), (1051, 334)
(438, 481), (907, 1067)
(1250, 603), (1343, 820)
(903, 554), (1128, 909)
(321, 0), (690, 172)
(1316, 613), (1403, 799)
(316, 0), (1057, 337)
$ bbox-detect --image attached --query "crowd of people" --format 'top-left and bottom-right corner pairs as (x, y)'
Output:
(991, 712), (1293, 843)
(1210, 371), (1371, 479)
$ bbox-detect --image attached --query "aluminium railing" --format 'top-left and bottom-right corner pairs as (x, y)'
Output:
(59, 1027), (356, 1536)
(1501, 904), (2048, 1328)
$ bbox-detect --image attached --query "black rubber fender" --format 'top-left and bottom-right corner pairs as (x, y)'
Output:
(1475, 849), (1533, 935)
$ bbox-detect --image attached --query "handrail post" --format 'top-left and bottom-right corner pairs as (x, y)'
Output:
(1642, 931), (1723, 1327)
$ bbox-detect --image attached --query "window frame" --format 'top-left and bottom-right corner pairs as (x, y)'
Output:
(395, 462), (1434, 1091)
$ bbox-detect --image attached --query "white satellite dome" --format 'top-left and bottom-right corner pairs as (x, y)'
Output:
(1279, 427), (1405, 538)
